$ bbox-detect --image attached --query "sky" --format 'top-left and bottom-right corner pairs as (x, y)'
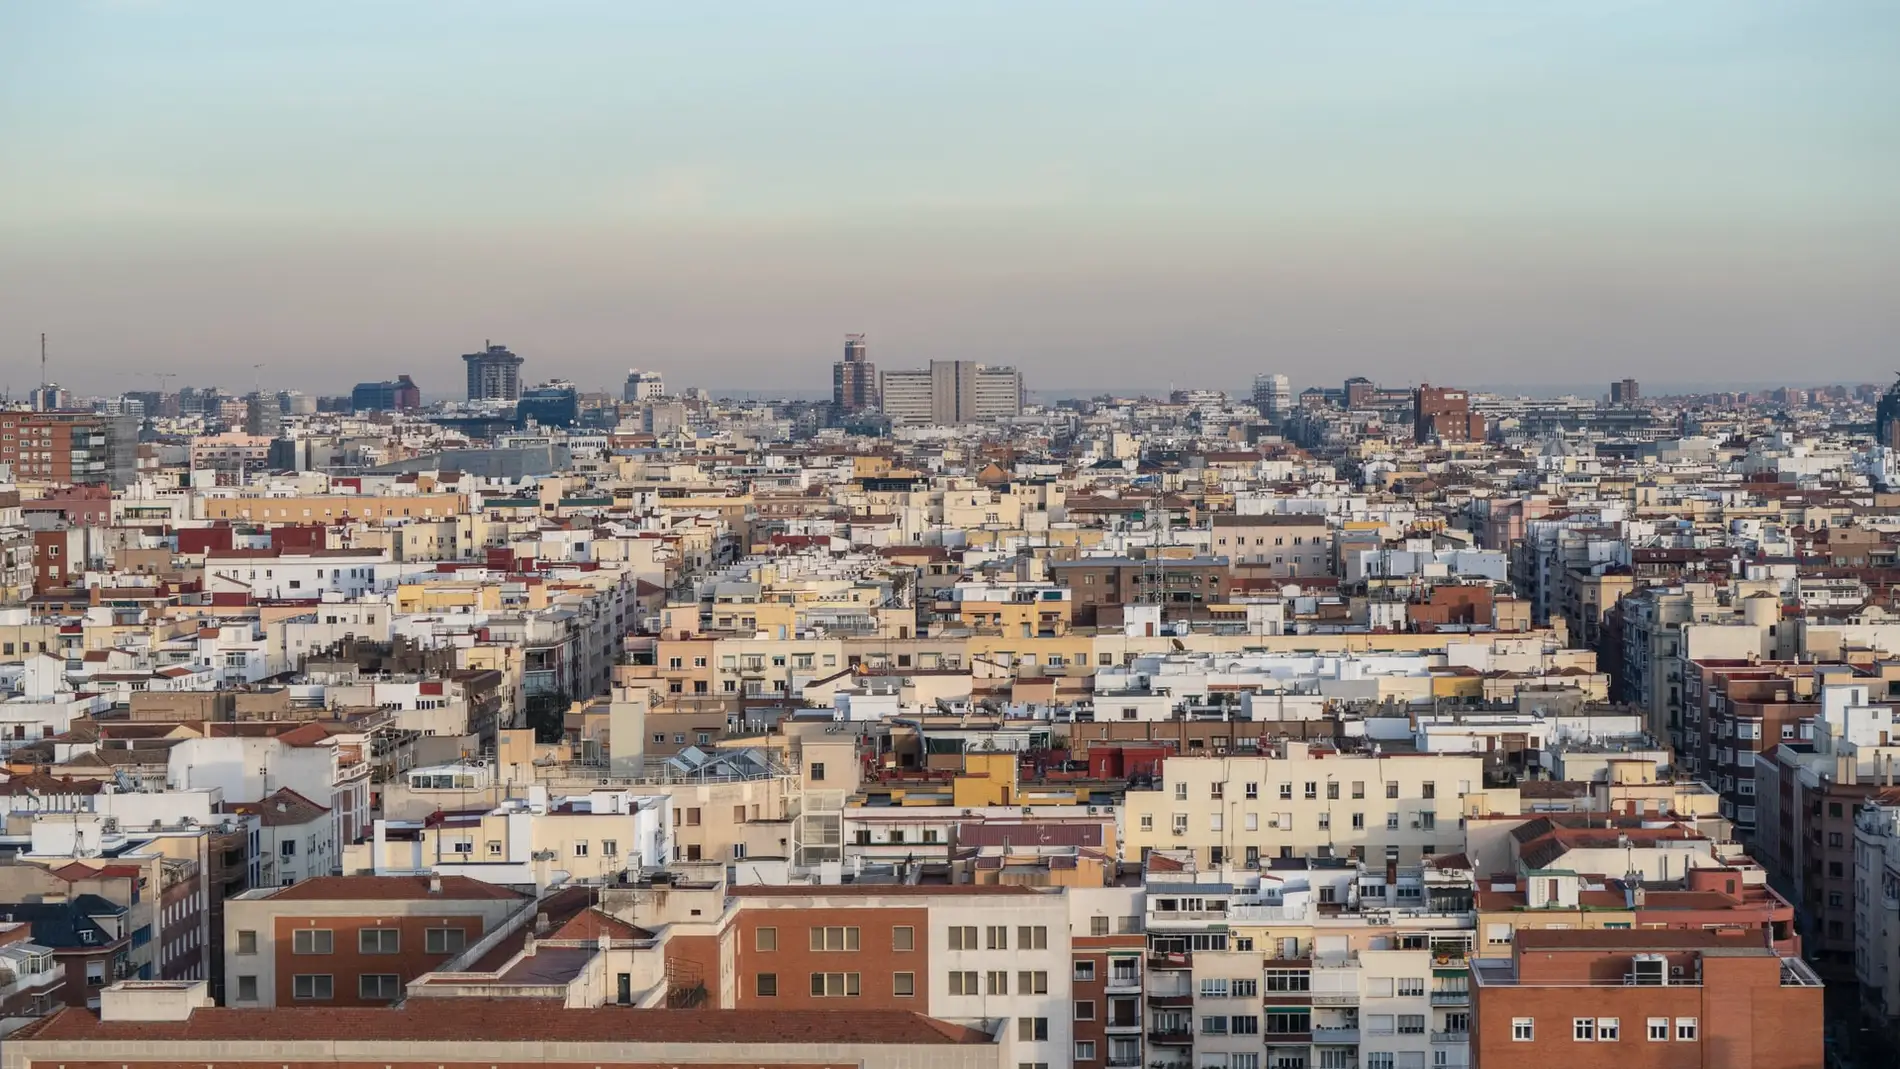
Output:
(1, 1), (1897, 397)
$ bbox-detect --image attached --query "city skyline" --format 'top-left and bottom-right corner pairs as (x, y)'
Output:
(3, 1), (1897, 393)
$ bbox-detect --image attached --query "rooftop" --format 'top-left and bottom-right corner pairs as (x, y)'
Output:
(245, 875), (529, 903)
(14, 1001), (996, 1045)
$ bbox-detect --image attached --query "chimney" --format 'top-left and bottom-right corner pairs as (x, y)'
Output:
(428, 873), (443, 895)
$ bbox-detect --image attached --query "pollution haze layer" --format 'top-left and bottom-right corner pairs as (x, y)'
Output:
(1, 1), (1896, 395)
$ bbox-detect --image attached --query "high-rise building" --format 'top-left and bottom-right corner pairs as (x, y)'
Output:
(878, 360), (1022, 425)
(1251, 373), (1292, 418)
(1611, 378), (1641, 407)
(1877, 375), (1900, 450)
(0, 411), (136, 488)
(1414, 382), (1484, 443)
(516, 381), (579, 428)
(243, 392), (283, 438)
(831, 333), (879, 416)
(623, 368), (665, 402)
(351, 375), (422, 412)
(462, 341), (524, 401)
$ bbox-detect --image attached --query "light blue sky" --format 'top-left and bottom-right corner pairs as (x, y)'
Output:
(2, 1), (1896, 396)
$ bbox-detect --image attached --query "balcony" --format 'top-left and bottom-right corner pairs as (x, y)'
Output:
(1432, 1031), (1470, 1045)
(1105, 1017), (1145, 1034)
(1148, 951), (1192, 971)
(1430, 989), (1470, 1006)
(1107, 968), (1143, 993)
(1311, 1024), (1360, 1044)
(1147, 1029), (1192, 1047)
(1311, 991), (1359, 1006)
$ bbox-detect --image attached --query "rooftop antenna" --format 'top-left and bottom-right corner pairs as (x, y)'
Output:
(40, 332), (47, 393)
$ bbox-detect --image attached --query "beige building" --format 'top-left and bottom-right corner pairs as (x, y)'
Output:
(1123, 743), (1485, 867)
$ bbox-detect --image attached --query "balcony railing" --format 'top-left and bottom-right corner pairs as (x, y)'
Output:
(1430, 989), (1470, 1005)
(1311, 1024), (1360, 1043)
(1432, 1031), (1470, 1045)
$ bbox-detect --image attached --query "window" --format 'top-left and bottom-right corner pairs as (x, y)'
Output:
(757, 926), (778, 951)
(236, 930), (258, 955)
(1017, 1017), (1049, 1042)
(1513, 1018), (1534, 1042)
(1175, 782), (1189, 800)
(1245, 782), (1259, 799)
(601, 839), (618, 856)
(1398, 1014), (1425, 1034)
(949, 926), (977, 950)
(1352, 781), (1366, 799)
(1231, 978), (1258, 997)
(1574, 1018), (1595, 1041)
(756, 973), (777, 997)
(292, 929), (333, 955)
(1075, 960), (1096, 982)
(425, 928), (466, 955)
(1090, 916), (1109, 937)
(1397, 978), (1424, 996)
(1231, 1014), (1259, 1034)
(894, 971), (915, 996)
(1200, 1016), (1228, 1035)
(235, 974), (258, 1001)
(810, 762), (825, 781)
(810, 926), (860, 951)
(1074, 1041), (1097, 1062)
(292, 974), (332, 1000)
(809, 972), (860, 997)
(1647, 1018), (1669, 1041)
(1075, 999), (1096, 1020)
(359, 974), (401, 1000)
(988, 970), (1009, 995)
(988, 925), (1010, 950)
(359, 928), (399, 954)
(1018, 970), (1049, 994)
(1279, 783), (1293, 799)
(894, 926), (914, 951)
(1201, 978), (1230, 998)
(1598, 1018), (1619, 1041)
(1676, 1018), (1698, 1041)
(949, 970), (978, 995)
(1367, 1057), (1394, 1069)
(1018, 925), (1048, 949)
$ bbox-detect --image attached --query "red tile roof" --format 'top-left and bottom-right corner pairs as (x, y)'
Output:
(261, 875), (528, 903)
(14, 1001), (995, 1045)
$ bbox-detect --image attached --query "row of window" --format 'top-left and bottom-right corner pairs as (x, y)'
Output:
(753, 971), (914, 998)
(947, 925), (1051, 951)
(1149, 811), (1438, 833)
(944, 970), (1051, 995)
(1177, 780), (1447, 801)
(1511, 1016), (1698, 1042)
(285, 973), (404, 1000)
(264, 927), (466, 956)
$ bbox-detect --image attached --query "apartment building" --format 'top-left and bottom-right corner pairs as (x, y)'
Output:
(1068, 886), (1147, 1069)
(222, 874), (528, 1008)
(1470, 929), (1822, 1069)
(727, 884), (1072, 1067)
(1212, 514), (1332, 580)
(0, 922), (63, 1036)
(1123, 744), (1485, 867)
(1852, 795), (1900, 1047)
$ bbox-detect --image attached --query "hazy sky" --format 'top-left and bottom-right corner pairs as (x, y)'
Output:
(2, 1), (1897, 397)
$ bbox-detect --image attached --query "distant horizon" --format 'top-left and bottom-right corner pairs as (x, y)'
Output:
(4, 3), (1896, 392)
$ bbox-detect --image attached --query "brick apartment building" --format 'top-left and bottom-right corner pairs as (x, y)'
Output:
(0, 412), (132, 488)
(1413, 384), (1484, 444)
(1471, 929), (1822, 1069)
(221, 875), (528, 1007)
(1049, 557), (1232, 628)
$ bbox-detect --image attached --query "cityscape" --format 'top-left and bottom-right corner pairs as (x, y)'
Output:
(2, 5), (1895, 1069)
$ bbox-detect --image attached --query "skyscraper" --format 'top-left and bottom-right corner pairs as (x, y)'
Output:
(878, 360), (1023, 425)
(462, 341), (524, 401)
(832, 333), (878, 417)
(1251, 373), (1292, 418)
(1610, 378), (1641, 407)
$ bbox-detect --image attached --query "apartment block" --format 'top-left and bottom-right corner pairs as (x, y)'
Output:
(1470, 929), (1822, 1069)
(222, 874), (528, 1007)
(1123, 745), (1485, 868)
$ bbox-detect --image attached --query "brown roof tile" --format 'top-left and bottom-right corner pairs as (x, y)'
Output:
(261, 875), (528, 903)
